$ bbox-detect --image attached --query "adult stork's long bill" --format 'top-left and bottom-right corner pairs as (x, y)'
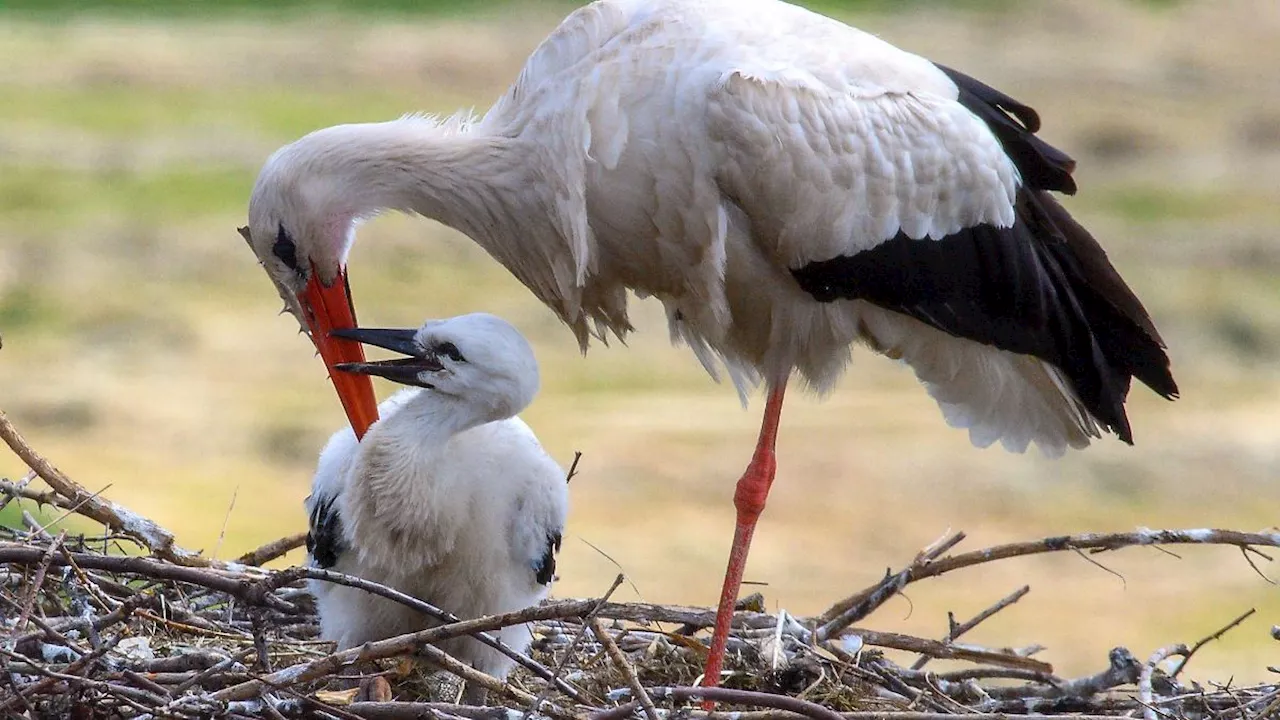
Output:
(241, 0), (1177, 692)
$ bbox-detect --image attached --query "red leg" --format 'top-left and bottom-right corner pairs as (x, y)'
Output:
(701, 381), (788, 704)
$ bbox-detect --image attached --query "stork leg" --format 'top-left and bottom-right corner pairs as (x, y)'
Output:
(701, 381), (788, 701)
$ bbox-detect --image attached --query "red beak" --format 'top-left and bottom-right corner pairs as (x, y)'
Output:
(299, 262), (379, 439)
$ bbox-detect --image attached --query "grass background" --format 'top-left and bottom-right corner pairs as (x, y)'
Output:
(1, 0), (1278, 681)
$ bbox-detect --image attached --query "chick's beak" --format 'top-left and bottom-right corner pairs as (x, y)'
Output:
(332, 327), (444, 389)
(299, 262), (379, 439)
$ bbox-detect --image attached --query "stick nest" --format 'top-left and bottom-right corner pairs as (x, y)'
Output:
(2, 409), (1278, 720)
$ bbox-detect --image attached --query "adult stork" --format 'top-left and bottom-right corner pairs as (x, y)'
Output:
(306, 312), (568, 702)
(241, 0), (1177, 689)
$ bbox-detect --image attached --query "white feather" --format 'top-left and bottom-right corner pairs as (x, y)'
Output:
(306, 315), (568, 680)
(248, 0), (1123, 457)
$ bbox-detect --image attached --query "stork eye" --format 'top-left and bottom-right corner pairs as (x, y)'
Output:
(273, 224), (300, 273)
(437, 342), (466, 363)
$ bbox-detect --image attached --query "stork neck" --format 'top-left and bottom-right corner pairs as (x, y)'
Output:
(390, 389), (497, 449)
(300, 118), (543, 249)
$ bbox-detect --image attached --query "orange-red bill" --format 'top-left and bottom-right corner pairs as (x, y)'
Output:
(300, 263), (379, 440)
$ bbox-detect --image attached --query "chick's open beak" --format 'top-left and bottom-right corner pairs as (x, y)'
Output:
(333, 328), (444, 389)
(299, 263), (379, 440)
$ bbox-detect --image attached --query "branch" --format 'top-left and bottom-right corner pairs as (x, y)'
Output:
(830, 628), (1052, 673)
(0, 544), (290, 613)
(591, 686), (846, 720)
(1139, 645), (1187, 720)
(911, 585), (1030, 670)
(291, 565), (595, 705)
(818, 531), (966, 626)
(236, 533), (307, 567)
(210, 597), (605, 702)
(592, 617), (660, 720)
(1169, 607), (1256, 678)
(0, 409), (203, 565)
(816, 528), (1280, 640)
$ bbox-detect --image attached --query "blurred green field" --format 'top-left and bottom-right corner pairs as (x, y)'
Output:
(1, 0), (1278, 682)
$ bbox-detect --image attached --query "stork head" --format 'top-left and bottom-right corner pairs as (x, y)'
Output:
(241, 127), (383, 439)
(334, 313), (540, 424)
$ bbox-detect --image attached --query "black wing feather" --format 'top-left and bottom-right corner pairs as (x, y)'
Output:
(534, 531), (561, 586)
(935, 64), (1078, 195)
(306, 494), (347, 569)
(790, 64), (1177, 443)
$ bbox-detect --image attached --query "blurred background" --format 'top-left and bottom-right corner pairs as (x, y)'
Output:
(1, 0), (1278, 682)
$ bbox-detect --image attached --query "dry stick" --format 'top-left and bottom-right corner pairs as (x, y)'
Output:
(0, 409), (202, 565)
(0, 477), (70, 512)
(0, 641), (117, 713)
(1170, 607), (1257, 678)
(593, 687), (846, 720)
(10, 591), (151, 650)
(28, 484), (114, 538)
(1, 671), (35, 716)
(0, 471), (37, 514)
(1139, 645), (1188, 720)
(16, 529), (65, 633)
(591, 617), (660, 720)
(210, 598), (604, 702)
(0, 591), (86, 655)
(277, 565), (594, 705)
(244, 674), (367, 720)
(608, 712), (1130, 720)
(173, 647), (259, 694)
(236, 533), (308, 567)
(1239, 545), (1276, 584)
(213, 485), (240, 560)
(54, 541), (119, 613)
(524, 573), (626, 719)
(0, 545), (295, 614)
(829, 628), (1051, 673)
(347, 702), (522, 720)
(565, 451), (584, 484)
(818, 531), (966, 625)
(910, 585), (1030, 670)
(423, 642), (578, 718)
(816, 528), (1280, 641)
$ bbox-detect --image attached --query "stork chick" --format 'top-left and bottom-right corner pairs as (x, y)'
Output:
(304, 313), (568, 698)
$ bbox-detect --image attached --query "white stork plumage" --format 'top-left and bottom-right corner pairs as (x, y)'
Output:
(242, 0), (1177, 689)
(304, 313), (568, 701)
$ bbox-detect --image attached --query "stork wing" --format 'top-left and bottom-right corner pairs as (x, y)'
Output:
(708, 63), (1175, 445)
(305, 492), (347, 569)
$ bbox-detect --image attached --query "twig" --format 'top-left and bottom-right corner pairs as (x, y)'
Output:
(293, 565), (594, 705)
(0, 409), (202, 564)
(214, 485), (240, 560)
(1239, 546), (1276, 584)
(16, 529), (65, 632)
(0, 544), (291, 612)
(524, 573), (625, 719)
(829, 628), (1052, 673)
(1170, 608), (1256, 678)
(819, 531), (966, 627)
(593, 686), (846, 720)
(1072, 547), (1126, 588)
(565, 451), (583, 484)
(911, 585), (1030, 670)
(211, 597), (605, 702)
(1139, 645), (1188, 720)
(236, 533), (308, 567)
(592, 617), (660, 720)
(816, 528), (1280, 641)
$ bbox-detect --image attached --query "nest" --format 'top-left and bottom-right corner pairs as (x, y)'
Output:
(2, 410), (1279, 719)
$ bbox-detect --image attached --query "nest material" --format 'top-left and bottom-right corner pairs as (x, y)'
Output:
(2, 410), (1279, 719)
